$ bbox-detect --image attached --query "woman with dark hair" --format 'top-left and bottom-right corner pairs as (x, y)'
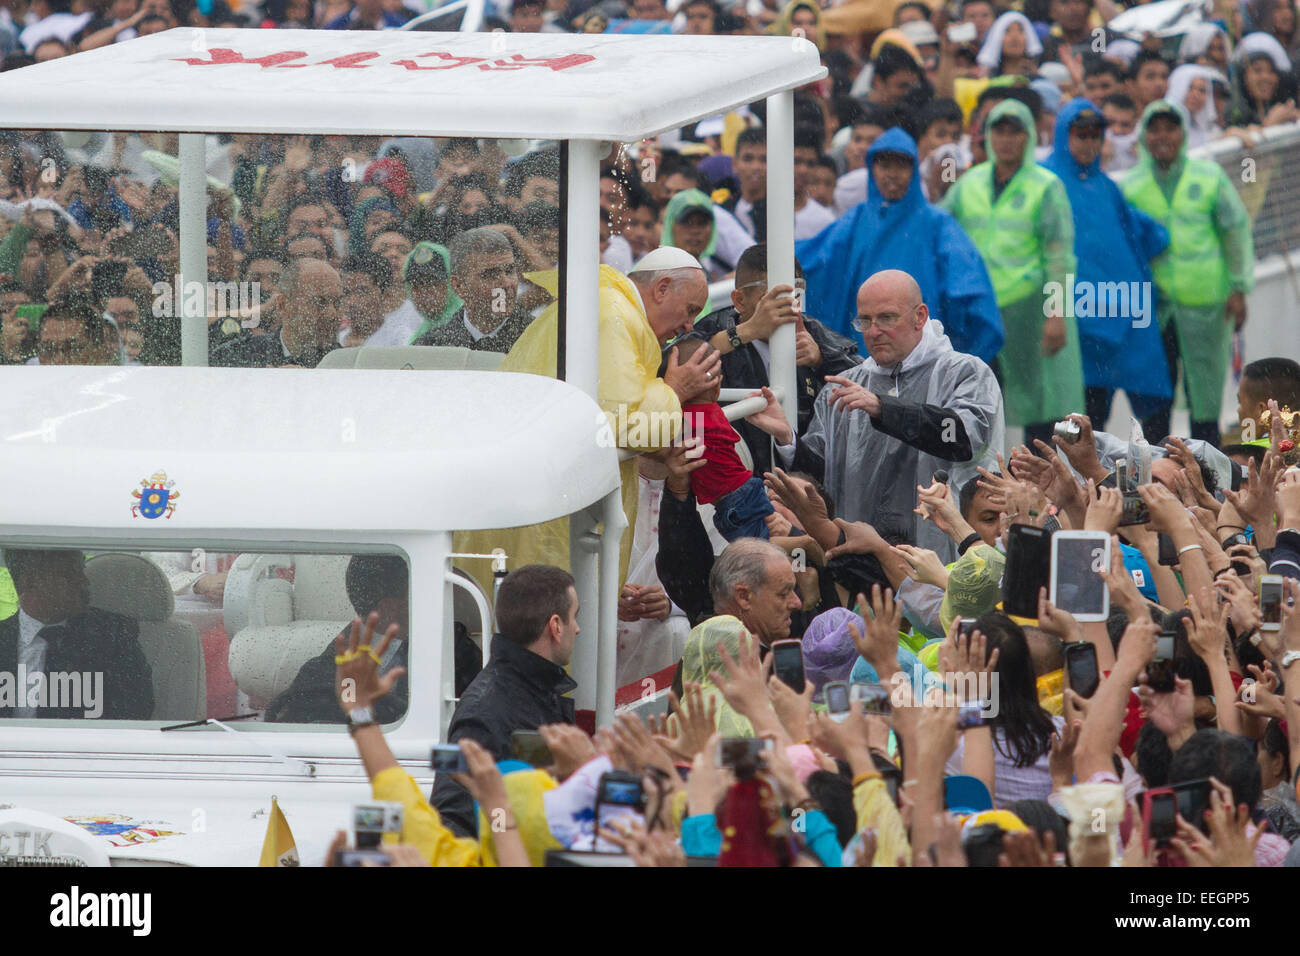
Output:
(1227, 33), (1300, 126)
(945, 612), (1062, 804)
(975, 11), (1042, 79)
(1259, 718), (1300, 842)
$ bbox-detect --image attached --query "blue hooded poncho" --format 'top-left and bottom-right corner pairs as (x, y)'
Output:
(795, 127), (1004, 364)
(1040, 97), (1172, 399)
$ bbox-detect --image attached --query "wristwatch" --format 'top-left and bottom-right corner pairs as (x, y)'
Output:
(728, 327), (744, 350)
(1281, 650), (1300, 670)
(346, 705), (376, 733)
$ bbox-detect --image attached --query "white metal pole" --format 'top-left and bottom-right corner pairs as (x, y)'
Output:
(766, 91), (797, 428)
(178, 133), (208, 367)
(569, 510), (600, 715)
(597, 486), (626, 728)
(564, 139), (601, 399)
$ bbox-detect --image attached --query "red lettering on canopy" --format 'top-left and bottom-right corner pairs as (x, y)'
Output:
(477, 53), (596, 71)
(391, 51), (487, 70)
(173, 48), (309, 67)
(173, 48), (599, 72)
(314, 52), (382, 69)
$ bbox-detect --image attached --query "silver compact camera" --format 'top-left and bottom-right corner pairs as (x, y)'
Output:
(1053, 419), (1081, 444)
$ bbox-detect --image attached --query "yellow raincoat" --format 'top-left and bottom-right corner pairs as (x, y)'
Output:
(455, 265), (681, 593)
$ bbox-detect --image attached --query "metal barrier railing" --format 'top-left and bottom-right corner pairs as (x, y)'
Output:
(1185, 119), (1300, 261)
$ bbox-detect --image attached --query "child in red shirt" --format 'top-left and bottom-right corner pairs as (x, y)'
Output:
(676, 339), (779, 541)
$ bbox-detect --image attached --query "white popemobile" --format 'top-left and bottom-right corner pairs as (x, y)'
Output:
(0, 28), (822, 865)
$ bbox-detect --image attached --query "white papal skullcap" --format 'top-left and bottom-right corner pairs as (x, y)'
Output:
(628, 246), (705, 275)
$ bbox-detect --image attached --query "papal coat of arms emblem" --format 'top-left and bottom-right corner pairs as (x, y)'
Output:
(130, 472), (179, 519)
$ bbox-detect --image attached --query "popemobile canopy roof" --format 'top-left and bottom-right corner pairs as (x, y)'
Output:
(0, 367), (619, 535)
(0, 28), (825, 141)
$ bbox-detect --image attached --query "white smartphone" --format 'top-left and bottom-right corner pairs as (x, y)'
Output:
(1260, 574), (1284, 632)
(1049, 530), (1111, 623)
(825, 680), (850, 722)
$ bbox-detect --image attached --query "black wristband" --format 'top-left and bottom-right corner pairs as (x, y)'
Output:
(957, 532), (981, 556)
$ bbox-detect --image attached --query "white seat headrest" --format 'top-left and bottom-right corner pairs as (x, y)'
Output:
(85, 554), (175, 622)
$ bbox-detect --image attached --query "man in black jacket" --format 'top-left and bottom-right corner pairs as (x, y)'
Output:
(266, 555), (483, 724)
(0, 549), (153, 720)
(669, 243), (861, 477)
(431, 564), (578, 837)
(210, 257), (342, 368)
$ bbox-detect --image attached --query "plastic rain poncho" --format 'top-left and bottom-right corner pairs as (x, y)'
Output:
(454, 264), (680, 593)
(1041, 97), (1172, 399)
(941, 97), (1083, 427)
(681, 615), (756, 738)
(794, 319), (1004, 563)
(796, 127), (1004, 364)
(1121, 100), (1255, 422)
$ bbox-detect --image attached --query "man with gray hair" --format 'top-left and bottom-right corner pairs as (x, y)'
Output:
(707, 538), (803, 646)
(211, 257), (342, 368)
(411, 227), (532, 352)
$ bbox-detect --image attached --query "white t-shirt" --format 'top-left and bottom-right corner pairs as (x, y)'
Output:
(713, 203), (757, 265)
(794, 197), (837, 239)
(834, 168), (869, 216)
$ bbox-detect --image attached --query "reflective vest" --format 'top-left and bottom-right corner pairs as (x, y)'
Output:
(1122, 159), (1230, 307)
(952, 163), (1055, 306)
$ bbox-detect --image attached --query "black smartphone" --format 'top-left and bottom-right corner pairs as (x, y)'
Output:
(1063, 641), (1100, 698)
(430, 744), (468, 774)
(91, 258), (128, 300)
(596, 770), (645, 810)
(1157, 532), (1179, 567)
(1144, 789), (1177, 848)
(958, 617), (977, 640)
(1147, 632), (1177, 692)
(770, 639), (806, 692)
(1002, 523), (1053, 619)
(1220, 533), (1251, 577)
(877, 765), (902, 805)
(1172, 778), (1211, 836)
(511, 729), (554, 767)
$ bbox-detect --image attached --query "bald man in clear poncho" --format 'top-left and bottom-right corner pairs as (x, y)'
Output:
(455, 248), (722, 594)
(757, 269), (1005, 564)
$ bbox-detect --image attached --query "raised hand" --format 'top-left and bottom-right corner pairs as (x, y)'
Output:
(650, 683), (717, 762)
(708, 628), (773, 725)
(850, 585), (902, 678)
(334, 612), (403, 713)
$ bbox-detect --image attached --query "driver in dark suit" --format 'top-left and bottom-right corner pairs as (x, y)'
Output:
(0, 549), (153, 720)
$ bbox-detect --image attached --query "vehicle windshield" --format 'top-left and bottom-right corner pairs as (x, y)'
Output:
(0, 130), (561, 373)
(0, 545), (412, 728)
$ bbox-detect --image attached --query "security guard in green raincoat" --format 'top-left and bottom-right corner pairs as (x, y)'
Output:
(1122, 100), (1254, 444)
(942, 98), (1082, 445)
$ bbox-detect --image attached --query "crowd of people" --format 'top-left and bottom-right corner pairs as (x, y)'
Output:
(2, 0), (1300, 871)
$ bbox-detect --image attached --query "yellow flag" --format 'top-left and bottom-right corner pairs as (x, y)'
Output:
(258, 797), (300, 867)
